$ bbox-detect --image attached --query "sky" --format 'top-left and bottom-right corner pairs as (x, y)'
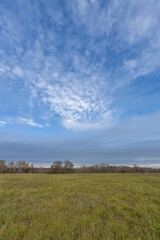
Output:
(0, 0), (160, 167)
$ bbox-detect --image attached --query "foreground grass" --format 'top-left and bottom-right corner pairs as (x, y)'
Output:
(0, 174), (160, 240)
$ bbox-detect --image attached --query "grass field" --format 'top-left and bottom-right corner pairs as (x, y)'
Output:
(0, 173), (160, 240)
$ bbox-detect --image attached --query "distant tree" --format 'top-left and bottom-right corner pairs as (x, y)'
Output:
(8, 161), (14, 168)
(0, 160), (6, 168)
(16, 160), (26, 168)
(8, 161), (14, 173)
(51, 161), (63, 173)
(24, 162), (29, 173)
(39, 167), (43, 173)
(0, 160), (6, 173)
(64, 160), (74, 169)
(133, 164), (139, 173)
(30, 164), (34, 173)
(53, 161), (63, 168)
(64, 160), (74, 173)
(15, 160), (29, 173)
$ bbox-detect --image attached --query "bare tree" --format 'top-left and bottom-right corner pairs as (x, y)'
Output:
(8, 161), (14, 173)
(15, 160), (29, 173)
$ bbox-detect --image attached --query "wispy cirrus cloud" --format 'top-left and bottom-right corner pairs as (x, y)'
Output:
(0, 0), (160, 131)
(0, 117), (44, 128)
(17, 118), (44, 128)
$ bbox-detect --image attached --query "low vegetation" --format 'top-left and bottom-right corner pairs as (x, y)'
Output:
(0, 173), (160, 239)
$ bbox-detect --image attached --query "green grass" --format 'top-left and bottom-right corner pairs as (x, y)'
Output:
(0, 173), (160, 240)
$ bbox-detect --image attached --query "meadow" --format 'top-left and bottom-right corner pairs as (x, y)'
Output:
(0, 173), (160, 240)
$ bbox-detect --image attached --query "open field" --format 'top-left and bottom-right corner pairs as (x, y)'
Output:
(0, 173), (160, 240)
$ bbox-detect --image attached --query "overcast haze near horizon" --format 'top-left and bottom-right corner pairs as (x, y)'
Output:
(0, 0), (160, 167)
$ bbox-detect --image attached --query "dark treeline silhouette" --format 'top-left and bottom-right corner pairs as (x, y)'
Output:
(0, 159), (160, 174)
(75, 164), (160, 173)
(0, 160), (74, 174)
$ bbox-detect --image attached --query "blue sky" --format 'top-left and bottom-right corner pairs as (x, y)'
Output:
(0, 0), (160, 167)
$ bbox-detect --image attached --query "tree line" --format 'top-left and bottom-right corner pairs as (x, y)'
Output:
(0, 160), (74, 174)
(0, 160), (160, 174)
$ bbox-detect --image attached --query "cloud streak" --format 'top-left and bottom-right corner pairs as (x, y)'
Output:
(17, 118), (44, 128)
(0, 121), (7, 127)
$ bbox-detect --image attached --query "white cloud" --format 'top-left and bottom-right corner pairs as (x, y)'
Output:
(104, 0), (160, 45)
(70, 0), (111, 36)
(0, 121), (7, 127)
(124, 60), (137, 70)
(0, 117), (44, 128)
(69, 0), (160, 89)
(18, 118), (43, 128)
(33, 72), (112, 130)
(61, 115), (112, 131)
(13, 66), (24, 77)
(0, 64), (10, 74)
